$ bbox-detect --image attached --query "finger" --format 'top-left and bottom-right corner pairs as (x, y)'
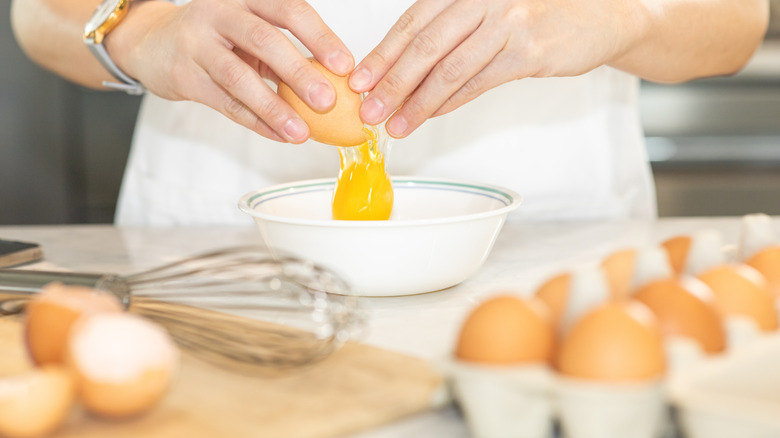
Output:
(248, 0), (355, 76)
(385, 25), (506, 138)
(432, 53), (519, 118)
(217, 5), (336, 112)
(358, 0), (482, 126)
(195, 47), (310, 143)
(349, 0), (453, 93)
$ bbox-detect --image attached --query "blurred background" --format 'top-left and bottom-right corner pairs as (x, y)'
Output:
(2, 6), (780, 225)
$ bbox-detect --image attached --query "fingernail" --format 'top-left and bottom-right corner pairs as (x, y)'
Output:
(308, 82), (335, 111)
(361, 97), (385, 124)
(349, 67), (372, 91)
(386, 114), (408, 137)
(328, 51), (353, 76)
(283, 117), (308, 142)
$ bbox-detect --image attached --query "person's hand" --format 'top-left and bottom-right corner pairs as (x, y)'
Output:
(107, 0), (354, 143)
(349, 0), (643, 138)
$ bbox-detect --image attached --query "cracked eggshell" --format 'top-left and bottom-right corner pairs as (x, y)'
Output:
(0, 365), (75, 438)
(24, 282), (123, 366)
(66, 313), (179, 419)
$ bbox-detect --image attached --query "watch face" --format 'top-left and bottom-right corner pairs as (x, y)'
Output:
(85, 0), (125, 35)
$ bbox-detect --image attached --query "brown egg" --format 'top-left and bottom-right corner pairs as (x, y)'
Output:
(0, 366), (75, 438)
(24, 282), (123, 366)
(456, 295), (555, 364)
(277, 59), (366, 146)
(633, 277), (727, 354)
(746, 246), (780, 298)
(534, 273), (571, 328)
(555, 301), (666, 381)
(601, 248), (637, 299)
(66, 313), (179, 419)
(661, 235), (692, 275)
(697, 264), (778, 331)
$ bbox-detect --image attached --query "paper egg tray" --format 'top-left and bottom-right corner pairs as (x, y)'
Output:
(667, 332), (780, 438)
(447, 331), (780, 438)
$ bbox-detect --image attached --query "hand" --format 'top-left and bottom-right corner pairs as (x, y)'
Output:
(107, 0), (355, 143)
(349, 0), (643, 138)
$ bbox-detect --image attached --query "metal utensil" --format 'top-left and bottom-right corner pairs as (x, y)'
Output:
(0, 246), (364, 373)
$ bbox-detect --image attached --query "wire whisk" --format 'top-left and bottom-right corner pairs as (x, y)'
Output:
(0, 246), (364, 373)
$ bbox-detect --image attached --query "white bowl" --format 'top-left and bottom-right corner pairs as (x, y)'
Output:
(238, 177), (521, 297)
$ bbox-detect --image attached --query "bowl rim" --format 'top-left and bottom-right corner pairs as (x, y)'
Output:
(238, 176), (522, 228)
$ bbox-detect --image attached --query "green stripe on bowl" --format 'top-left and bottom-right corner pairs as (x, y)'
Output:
(249, 178), (515, 204)
(392, 178), (515, 204)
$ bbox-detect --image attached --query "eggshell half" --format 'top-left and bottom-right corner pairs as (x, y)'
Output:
(0, 366), (75, 438)
(77, 368), (173, 420)
(456, 295), (554, 364)
(277, 59), (366, 146)
(67, 313), (179, 419)
(24, 282), (123, 366)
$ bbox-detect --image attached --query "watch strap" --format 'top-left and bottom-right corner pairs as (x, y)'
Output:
(84, 0), (147, 95)
(88, 43), (146, 95)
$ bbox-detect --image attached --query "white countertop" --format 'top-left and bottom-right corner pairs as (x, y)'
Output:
(0, 217), (762, 437)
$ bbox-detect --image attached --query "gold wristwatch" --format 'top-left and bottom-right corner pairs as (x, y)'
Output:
(83, 0), (146, 95)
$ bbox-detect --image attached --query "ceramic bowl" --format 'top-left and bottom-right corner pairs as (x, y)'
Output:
(238, 177), (521, 296)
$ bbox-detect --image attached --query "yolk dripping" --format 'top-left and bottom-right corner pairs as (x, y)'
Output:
(332, 127), (393, 220)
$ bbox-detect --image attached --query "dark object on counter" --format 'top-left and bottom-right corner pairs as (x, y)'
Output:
(0, 239), (43, 267)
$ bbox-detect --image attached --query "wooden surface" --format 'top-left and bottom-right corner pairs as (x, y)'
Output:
(0, 239), (43, 268)
(0, 316), (444, 438)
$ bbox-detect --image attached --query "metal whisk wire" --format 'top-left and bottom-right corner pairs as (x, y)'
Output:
(0, 246), (365, 373)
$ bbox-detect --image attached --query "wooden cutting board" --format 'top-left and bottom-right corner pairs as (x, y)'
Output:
(0, 316), (444, 438)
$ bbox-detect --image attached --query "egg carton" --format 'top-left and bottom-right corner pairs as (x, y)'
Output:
(445, 330), (780, 438)
(667, 331), (780, 438)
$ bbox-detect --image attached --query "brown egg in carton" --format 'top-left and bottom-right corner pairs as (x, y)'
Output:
(447, 265), (667, 438)
(0, 283), (179, 438)
(447, 295), (557, 438)
(446, 213), (780, 438)
(662, 213), (780, 438)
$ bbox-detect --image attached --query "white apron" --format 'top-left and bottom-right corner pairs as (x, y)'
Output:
(115, 0), (657, 226)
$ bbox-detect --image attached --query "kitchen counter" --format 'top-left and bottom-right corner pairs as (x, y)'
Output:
(0, 217), (766, 437)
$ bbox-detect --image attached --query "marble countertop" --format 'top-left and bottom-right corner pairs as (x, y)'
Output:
(0, 217), (764, 437)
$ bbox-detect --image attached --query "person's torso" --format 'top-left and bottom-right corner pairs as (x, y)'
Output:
(116, 0), (655, 226)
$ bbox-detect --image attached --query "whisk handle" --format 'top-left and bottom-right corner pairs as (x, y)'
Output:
(0, 270), (131, 314)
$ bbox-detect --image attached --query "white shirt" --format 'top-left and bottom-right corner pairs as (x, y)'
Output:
(115, 0), (657, 226)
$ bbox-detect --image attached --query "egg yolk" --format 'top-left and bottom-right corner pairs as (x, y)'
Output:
(332, 127), (394, 220)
